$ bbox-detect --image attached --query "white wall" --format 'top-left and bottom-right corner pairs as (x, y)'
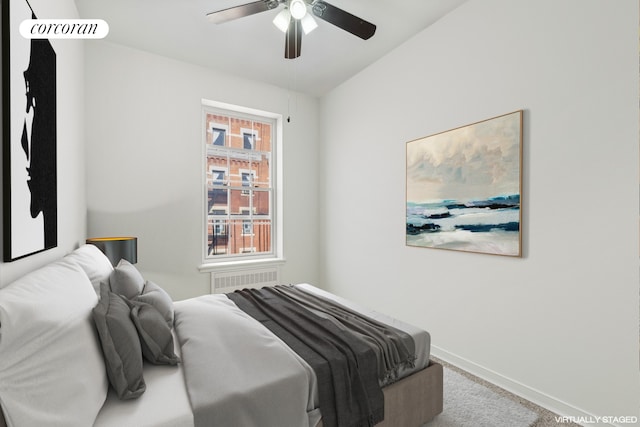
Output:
(0, 0), (86, 288)
(84, 41), (320, 300)
(319, 0), (639, 423)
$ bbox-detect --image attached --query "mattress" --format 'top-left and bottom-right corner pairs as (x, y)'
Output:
(92, 284), (431, 427)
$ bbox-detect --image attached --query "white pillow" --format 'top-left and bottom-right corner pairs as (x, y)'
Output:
(0, 258), (108, 427)
(63, 244), (114, 294)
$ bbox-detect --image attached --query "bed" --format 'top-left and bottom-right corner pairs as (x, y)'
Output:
(0, 245), (442, 427)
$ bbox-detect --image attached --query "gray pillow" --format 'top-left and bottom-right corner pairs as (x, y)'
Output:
(110, 259), (145, 299)
(128, 300), (180, 365)
(92, 282), (146, 399)
(133, 280), (174, 326)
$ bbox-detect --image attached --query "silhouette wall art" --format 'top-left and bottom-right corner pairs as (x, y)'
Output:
(2, 0), (57, 261)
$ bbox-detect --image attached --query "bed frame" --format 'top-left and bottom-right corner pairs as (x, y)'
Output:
(317, 361), (444, 427)
(375, 361), (443, 426)
(0, 362), (442, 427)
(0, 246), (444, 427)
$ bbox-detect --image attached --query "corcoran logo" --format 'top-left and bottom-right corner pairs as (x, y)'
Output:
(19, 19), (109, 39)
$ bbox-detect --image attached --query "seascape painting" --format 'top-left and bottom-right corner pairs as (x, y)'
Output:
(406, 111), (522, 257)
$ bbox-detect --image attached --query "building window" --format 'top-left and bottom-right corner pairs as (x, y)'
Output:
(212, 127), (226, 146)
(241, 171), (252, 186)
(243, 131), (256, 149)
(214, 220), (227, 236)
(202, 100), (281, 264)
(208, 168), (228, 214)
(242, 220), (253, 235)
(240, 170), (256, 195)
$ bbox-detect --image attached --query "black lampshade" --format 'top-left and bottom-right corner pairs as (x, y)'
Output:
(86, 237), (137, 266)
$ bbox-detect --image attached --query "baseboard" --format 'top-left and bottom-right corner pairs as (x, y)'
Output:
(431, 345), (619, 427)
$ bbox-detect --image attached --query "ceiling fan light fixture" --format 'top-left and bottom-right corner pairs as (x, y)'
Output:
(273, 8), (291, 33)
(289, 0), (307, 20)
(206, 0), (377, 59)
(300, 13), (318, 34)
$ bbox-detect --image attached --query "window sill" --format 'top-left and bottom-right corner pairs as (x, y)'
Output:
(198, 257), (286, 273)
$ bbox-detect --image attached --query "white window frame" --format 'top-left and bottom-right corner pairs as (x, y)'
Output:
(199, 99), (284, 271)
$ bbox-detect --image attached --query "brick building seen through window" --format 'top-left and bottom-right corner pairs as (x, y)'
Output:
(205, 112), (273, 258)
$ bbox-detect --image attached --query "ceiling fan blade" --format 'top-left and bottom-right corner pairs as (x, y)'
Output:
(207, 0), (279, 24)
(310, 0), (376, 40)
(284, 18), (302, 59)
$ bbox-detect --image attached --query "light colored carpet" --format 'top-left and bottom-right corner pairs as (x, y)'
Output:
(425, 367), (539, 427)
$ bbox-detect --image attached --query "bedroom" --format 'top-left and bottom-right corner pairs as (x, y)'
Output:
(0, 0), (638, 425)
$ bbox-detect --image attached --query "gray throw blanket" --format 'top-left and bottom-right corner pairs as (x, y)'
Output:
(275, 285), (416, 384)
(227, 285), (416, 427)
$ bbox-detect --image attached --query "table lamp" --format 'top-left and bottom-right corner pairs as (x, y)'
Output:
(86, 236), (137, 266)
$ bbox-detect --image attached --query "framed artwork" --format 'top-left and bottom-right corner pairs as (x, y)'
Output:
(406, 110), (523, 257)
(2, 0), (57, 261)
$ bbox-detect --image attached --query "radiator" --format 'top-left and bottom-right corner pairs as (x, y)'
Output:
(210, 266), (280, 294)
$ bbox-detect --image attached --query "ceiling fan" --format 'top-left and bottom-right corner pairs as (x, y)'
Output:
(206, 0), (376, 59)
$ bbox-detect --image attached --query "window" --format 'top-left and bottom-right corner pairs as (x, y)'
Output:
(243, 131), (256, 149)
(202, 100), (282, 264)
(208, 168), (227, 214)
(212, 127), (226, 146)
(242, 220), (253, 235)
(240, 170), (255, 196)
(214, 220), (227, 237)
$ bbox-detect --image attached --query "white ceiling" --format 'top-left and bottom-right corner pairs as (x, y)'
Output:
(74, 0), (468, 97)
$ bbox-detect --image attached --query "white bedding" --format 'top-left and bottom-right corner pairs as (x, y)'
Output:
(174, 294), (321, 427)
(93, 330), (193, 427)
(91, 284), (431, 427)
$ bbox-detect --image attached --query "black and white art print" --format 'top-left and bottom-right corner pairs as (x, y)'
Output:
(2, 0), (57, 261)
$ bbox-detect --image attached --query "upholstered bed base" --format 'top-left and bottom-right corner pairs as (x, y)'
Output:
(318, 361), (443, 427)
